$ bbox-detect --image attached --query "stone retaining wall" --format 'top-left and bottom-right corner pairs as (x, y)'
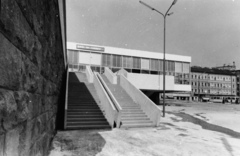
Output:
(0, 0), (65, 155)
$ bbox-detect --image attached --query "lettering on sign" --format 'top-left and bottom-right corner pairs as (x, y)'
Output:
(76, 44), (105, 52)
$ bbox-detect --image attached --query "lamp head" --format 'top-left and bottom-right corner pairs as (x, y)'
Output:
(167, 12), (174, 16)
(172, 0), (177, 5)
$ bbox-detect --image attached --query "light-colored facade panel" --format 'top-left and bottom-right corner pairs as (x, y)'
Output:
(126, 73), (175, 90)
(79, 52), (91, 65)
(174, 84), (191, 92)
(90, 53), (101, 66)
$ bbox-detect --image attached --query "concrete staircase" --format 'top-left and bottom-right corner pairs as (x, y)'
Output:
(66, 72), (110, 130)
(101, 75), (154, 128)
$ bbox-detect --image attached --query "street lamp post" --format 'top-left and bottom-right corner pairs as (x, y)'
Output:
(139, 0), (177, 117)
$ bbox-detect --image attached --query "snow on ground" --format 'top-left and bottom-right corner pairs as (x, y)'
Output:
(49, 102), (240, 156)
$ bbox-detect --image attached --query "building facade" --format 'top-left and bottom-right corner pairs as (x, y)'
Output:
(234, 70), (240, 97)
(67, 42), (192, 95)
(191, 66), (237, 101)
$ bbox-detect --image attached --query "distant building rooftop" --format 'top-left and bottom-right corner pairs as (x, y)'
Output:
(213, 62), (236, 71)
(191, 66), (235, 76)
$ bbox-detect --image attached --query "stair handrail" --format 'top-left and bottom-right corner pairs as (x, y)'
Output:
(117, 68), (128, 78)
(96, 73), (122, 112)
(64, 64), (69, 129)
(93, 72), (122, 128)
(119, 74), (161, 126)
(86, 65), (94, 83)
(104, 67), (117, 84)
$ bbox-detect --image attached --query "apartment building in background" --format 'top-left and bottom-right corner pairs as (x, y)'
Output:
(233, 70), (240, 97)
(191, 66), (237, 101)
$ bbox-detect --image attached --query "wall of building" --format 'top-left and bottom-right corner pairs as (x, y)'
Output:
(67, 48), (191, 87)
(127, 73), (175, 90)
(0, 0), (65, 155)
(237, 72), (240, 96)
(67, 42), (192, 62)
(191, 72), (237, 100)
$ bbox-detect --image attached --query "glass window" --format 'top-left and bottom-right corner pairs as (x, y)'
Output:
(112, 55), (122, 67)
(133, 57), (141, 69)
(175, 73), (182, 84)
(164, 60), (168, 71)
(67, 50), (79, 64)
(150, 59), (159, 71)
(183, 63), (190, 73)
(102, 54), (111, 66)
(67, 50), (74, 63)
(122, 56), (132, 68)
(175, 62), (182, 73)
(141, 58), (150, 70)
(159, 60), (163, 71)
(72, 51), (79, 64)
(167, 61), (175, 72)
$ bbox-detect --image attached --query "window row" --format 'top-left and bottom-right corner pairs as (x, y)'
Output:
(192, 89), (232, 94)
(192, 82), (233, 88)
(192, 74), (234, 81)
(102, 54), (190, 73)
(67, 50), (191, 75)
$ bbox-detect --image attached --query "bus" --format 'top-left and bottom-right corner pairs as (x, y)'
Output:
(210, 96), (239, 104)
(210, 96), (223, 103)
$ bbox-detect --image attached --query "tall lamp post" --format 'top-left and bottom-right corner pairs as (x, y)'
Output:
(139, 0), (178, 117)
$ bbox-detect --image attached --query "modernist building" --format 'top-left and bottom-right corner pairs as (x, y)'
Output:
(67, 42), (192, 101)
(191, 66), (237, 101)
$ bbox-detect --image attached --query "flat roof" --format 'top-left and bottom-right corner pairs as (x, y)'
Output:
(67, 42), (191, 63)
(191, 66), (235, 76)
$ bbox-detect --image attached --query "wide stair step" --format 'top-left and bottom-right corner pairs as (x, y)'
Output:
(67, 117), (107, 122)
(66, 125), (111, 130)
(121, 116), (149, 120)
(120, 122), (154, 128)
(67, 101), (97, 104)
(67, 109), (103, 113)
(67, 120), (108, 125)
(67, 113), (105, 117)
(68, 105), (100, 109)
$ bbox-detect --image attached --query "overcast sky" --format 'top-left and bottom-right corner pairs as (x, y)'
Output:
(66, 0), (240, 69)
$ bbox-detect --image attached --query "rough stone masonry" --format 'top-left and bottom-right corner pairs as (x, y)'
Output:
(0, 0), (65, 155)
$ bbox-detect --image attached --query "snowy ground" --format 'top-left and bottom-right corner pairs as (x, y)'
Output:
(49, 102), (240, 156)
